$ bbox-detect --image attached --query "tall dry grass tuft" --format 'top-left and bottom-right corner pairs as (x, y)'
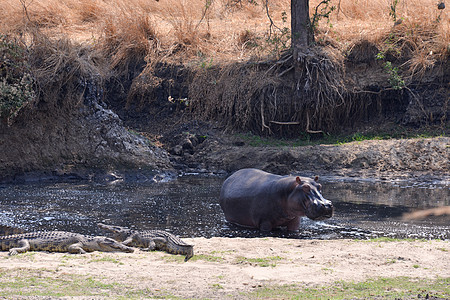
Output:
(67, 0), (105, 23)
(391, 20), (441, 79)
(189, 63), (281, 133)
(1, 0), (448, 60)
(0, 0), (69, 33)
(370, 16), (448, 82)
(154, 0), (215, 55)
(165, 0), (201, 44)
(97, 5), (159, 70)
(28, 32), (104, 93)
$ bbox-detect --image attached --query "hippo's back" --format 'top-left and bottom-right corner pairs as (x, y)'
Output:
(220, 168), (281, 201)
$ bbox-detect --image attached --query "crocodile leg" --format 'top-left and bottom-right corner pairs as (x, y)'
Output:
(9, 239), (30, 255)
(152, 237), (168, 251)
(122, 237), (133, 246)
(140, 238), (158, 251)
(67, 242), (87, 254)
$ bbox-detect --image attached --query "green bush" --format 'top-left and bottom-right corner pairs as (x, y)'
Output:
(0, 35), (35, 125)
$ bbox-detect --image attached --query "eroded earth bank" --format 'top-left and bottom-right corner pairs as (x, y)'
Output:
(0, 46), (448, 182)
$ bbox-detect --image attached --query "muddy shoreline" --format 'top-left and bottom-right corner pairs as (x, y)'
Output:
(3, 136), (448, 184)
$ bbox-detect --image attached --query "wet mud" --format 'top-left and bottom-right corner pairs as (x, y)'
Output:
(0, 176), (448, 240)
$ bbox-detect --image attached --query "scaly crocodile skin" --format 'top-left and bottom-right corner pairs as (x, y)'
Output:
(0, 231), (134, 255)
(98, 223), (194, 261)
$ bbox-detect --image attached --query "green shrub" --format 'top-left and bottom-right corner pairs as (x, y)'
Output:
(0, 35), (35, 125)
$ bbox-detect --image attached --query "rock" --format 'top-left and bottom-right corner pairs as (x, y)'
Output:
(171, 145), (184, 156)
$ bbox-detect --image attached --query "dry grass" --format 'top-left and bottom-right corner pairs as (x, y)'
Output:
(0, 0), (447, 134)
(98, 5), (159, 70)
(0, 0), (447, 64)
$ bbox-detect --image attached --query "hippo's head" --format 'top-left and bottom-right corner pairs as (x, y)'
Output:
(290, 176), (333, 220)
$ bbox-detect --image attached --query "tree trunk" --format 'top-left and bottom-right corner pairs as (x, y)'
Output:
(291, 0), (313, 56)
(291, 0), (313, 95)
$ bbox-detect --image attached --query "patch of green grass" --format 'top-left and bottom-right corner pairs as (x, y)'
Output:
(363, 237), (427, 243)
(211, 283), (224, 290)
(189, 254), (225, 263)
(0, 272), (111, 297)
(210, 250), (235, 255)
(243, 277), (450, 299)
(235, 256), (283, 267)
(385, 258), (397, 264)
(236, 126), (447, 148)
(0, 268), (159, 299)
(161, 254), (186, 263)
(89, 255), (123, 265)
(60, 254), (79, 260)
(321, 267), (334, 273)
(4, 252), (37, 260)
(237, 133), (294, 147)
(160, 252), (224, 263)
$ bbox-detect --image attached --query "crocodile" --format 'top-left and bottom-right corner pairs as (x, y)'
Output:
(0, 231), (135, 255)
(98, 223), (194, 261)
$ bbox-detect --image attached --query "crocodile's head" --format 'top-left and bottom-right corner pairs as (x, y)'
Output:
(94, 236), (134, 253)
(97, 223), (132, 242)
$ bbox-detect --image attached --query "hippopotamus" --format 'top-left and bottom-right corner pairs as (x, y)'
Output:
(219, 168), (333, 231)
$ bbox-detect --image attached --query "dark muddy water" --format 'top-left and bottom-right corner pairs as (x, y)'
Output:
(0, 176), (449, 240)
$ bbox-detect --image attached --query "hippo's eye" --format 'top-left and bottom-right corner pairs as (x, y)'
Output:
(302, 184), (311, 194)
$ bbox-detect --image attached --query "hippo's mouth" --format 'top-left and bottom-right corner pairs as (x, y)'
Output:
(310, 213), (333, 221)
(306, 205), (334, 220)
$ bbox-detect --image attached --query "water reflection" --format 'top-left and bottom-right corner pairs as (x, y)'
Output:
(0, 176), (448, 240)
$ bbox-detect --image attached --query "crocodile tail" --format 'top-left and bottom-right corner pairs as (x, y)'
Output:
(163, 235), (194, 261)
(184, 247), (194, 262)
(159, 242), (194, 261)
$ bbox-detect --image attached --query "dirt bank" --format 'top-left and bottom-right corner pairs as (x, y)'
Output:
(0, 238), (448, 299)
(164, 130), (450, 180)
(0, 34), (448, 182)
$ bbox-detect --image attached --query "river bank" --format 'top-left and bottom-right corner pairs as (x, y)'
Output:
(0, 238), (448, 299)
(165, 133), (450, 181)
(1, 0), (448, 183)
(2, 135), (449, 183)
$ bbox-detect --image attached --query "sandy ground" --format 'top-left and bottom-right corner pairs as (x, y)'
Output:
(0, 238), (448, 299)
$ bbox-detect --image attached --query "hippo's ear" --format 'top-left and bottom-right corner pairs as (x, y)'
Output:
(314, 176), (319, 182)
(296, 176), (302, 185)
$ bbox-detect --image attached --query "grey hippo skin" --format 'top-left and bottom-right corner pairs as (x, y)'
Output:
(219, 168), (334, 231)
